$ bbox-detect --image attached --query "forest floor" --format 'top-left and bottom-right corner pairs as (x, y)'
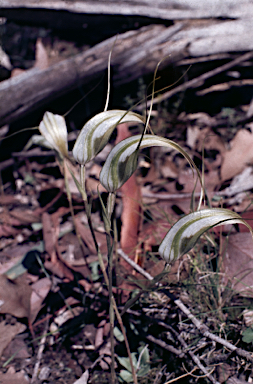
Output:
(0, 17), (253, 384)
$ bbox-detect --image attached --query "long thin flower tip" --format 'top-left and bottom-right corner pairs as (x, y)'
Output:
(39, 112), (68, 157)
(72, 110), (145, 166)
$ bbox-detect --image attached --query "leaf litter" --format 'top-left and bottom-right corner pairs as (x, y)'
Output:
(1, 44), (253, 384)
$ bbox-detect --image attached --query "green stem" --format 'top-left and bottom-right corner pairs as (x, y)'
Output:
(80, 169), (137, 384)
(105, 194), (116, 384)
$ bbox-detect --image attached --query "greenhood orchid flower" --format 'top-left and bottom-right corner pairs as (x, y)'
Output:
(38, 112), (69, 158)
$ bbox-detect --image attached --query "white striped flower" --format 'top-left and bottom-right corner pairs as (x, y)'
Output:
(99, 134), (197, 193)
(159, 208), (253, 263)
(72, 110), (145, 165)
(38, 112), (68, 158)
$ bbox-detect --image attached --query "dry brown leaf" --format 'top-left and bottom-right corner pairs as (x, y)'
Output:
(0, 366), (28, 384)
(74, 217), (97, 255)
(178, 168), (219, 195)
(34, 37), (49, 70)
(42, 211), (74, 280)
(0, 210), (23, 227)
(42, 212), (57, 260)
(73, 371), (89, 384)
(160, 157), (178, 179)
(186, 126), (201, 149)
(138, 163), (158, 186)
(139, 220), (172, 252)
(222, 232), (253, 297)
(30, 277), (52, 323)
(221, 128), (253, 181)
(0, 244), (39, 275)
(239, 210), (253, 231)
(2, 333), (30, 360)
(10, 208), (40, 224)
(44, 259), (74, 280)
(187, 126), (225, 156)
(0, 224), (20, 238)
(11, 68), (25, 77)
(178, 169), (201, 194)
(86, 177), (107, 194)
(0, 195), (25, 205)
(11, 37), (49, 78)
(95, 320), (107, 348)
(0, 321), (26, 358)
(217, 363), (236, 383)
(0, 274), (32, 318)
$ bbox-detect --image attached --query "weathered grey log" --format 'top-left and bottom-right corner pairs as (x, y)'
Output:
(1, 15), (253, 127)
(1, 0), (253, 20)
(0, 24), (179, 126)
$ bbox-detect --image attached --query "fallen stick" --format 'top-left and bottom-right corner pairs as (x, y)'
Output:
(136, 51), (253, 110)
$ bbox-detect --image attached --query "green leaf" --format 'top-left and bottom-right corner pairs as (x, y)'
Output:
(119, 370), (134, 383)
(137, 345), (150, 366)
(242, 327), (253, 344)
(99, 134), (199, 193)
(72, 110), (145, 165)
(137, 364), (150, 378)
(113, 326), (125, 342)
(117, 354), (138, 371)
(159, 208), (253, 263)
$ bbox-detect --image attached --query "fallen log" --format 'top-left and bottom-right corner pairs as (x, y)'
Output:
(1, 16), (253, 126)
(0, 23), (185, 126)
(1, 0), (253, 20)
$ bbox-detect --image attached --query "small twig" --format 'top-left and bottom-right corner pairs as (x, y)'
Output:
(172, 298), (253, 363)
(164, 367), (198, 384)
(136, 51), (253, 110)
(158, 321), (220, 384)
(153, 364), (168, 384)
(182, 363), (216, 379)
(31, 319), (49, 384)
(117, 249), (154, 280)
(146, 335), (184, 357)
